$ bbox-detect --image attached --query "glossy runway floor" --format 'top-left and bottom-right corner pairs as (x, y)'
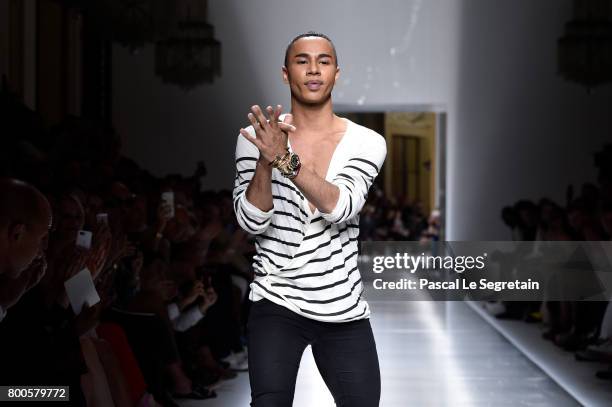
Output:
(179, 300), (579, 407)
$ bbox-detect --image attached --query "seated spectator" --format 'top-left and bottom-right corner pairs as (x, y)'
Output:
(109, 253), (216, 403)
(0, 178), (52, 322)
(167, 279), (217, 332)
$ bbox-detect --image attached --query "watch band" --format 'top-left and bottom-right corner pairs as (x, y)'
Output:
(285, 160), (301, 179)
(269, 148), (290, 167)
(269, 147), (300, 179)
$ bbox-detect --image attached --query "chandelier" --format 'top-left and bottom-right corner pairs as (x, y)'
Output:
(64, 0), (221, 89)
(558, 0), (612, 91)
(155, 0), (221, 89)
(86, 0), (177, 51)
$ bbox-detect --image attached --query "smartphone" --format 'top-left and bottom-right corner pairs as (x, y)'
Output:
(161, 191), (175, 218)
(76, 230), (93, 250)
(96, 213), (109, 225)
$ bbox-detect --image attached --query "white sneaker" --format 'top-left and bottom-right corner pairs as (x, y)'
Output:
(230, 357), (248, 371)
(587, 338), (612, 355)
(221, 350), (249, 371)
(221, 352), (237, 365)
(234, 347), (248, 363)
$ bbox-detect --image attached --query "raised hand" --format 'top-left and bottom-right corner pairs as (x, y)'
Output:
(178, 280), (205, 310)
(199, 285), (218, 313)
(240, 105), (296, 163)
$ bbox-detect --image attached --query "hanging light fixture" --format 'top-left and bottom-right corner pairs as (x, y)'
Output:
(155, 0), (221, 90)
(86, 0), (177, 51)
(558, 0), (612, 92)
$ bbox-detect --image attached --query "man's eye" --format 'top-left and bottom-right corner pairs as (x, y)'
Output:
(320, 60), (330, 65)
(297, 60), (307, 64)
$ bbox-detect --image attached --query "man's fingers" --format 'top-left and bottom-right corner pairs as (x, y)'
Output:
(240, 128), (262, 149)
(278, 122), (296, 133)
(266, 105), (283, 129)
(251, 105), (269, 130)
(247, 112), (260, 130)
(282, 113), (293, 126)
(273, 104), (282, 125)
(266, 106), (276, 129)
(240, 127), (253, 140)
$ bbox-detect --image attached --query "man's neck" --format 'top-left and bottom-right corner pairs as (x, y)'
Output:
(290, 97), (337, 135)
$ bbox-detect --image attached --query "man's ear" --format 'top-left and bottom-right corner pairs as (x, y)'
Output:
(335, 65), (340, 82)
(282, 66), (289, 84)
(8, 223), (26, 243)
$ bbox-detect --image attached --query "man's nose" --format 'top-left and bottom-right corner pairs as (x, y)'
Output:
(307, 61), (320, 75)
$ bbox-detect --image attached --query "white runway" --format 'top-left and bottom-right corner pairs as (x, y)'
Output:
(179, 300), (579, 406)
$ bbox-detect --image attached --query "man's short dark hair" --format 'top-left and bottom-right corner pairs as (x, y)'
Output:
(284, 31), (338, 67)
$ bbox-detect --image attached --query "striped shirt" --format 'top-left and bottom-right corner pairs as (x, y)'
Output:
(233, 116), (387, 322)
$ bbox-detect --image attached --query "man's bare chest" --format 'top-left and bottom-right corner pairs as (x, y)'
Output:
(290, 136), (342, 180)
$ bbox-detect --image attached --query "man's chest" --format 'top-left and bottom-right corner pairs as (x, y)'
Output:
(290, 137), (342, 180)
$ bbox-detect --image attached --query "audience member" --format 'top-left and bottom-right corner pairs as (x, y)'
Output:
(0, 178), (52, 322)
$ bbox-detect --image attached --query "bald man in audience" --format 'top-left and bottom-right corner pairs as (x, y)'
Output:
(0, 178), (52, 322)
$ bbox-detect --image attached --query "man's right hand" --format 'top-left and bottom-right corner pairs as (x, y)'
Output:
(240, 105), (296, 164)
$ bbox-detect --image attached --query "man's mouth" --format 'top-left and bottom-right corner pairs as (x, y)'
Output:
(305, 81), (323, 91)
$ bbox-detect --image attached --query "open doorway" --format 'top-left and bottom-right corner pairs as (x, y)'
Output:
(337, 109), (447, 241)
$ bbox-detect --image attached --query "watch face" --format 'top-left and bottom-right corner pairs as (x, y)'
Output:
(290, 154), (300, 168)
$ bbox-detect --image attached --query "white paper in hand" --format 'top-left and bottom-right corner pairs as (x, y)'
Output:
(64, 268), (100, 314)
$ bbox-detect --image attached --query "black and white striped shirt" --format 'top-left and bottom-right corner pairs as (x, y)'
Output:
(233, 117), (387, 322)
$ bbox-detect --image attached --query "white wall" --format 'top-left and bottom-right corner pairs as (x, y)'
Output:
(450, 0), (612, 239)
(112, 0), (612, 240)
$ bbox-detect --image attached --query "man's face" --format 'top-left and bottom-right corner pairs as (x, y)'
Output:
(283, 37), (340, 106)
(6, 202), (52, 279)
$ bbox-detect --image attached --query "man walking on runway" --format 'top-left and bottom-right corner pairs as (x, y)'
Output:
(233, 31), (387, 406)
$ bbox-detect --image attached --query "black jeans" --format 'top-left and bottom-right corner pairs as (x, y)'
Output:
(247, 298), (381, 407)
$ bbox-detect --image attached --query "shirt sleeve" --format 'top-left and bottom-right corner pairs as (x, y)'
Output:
(232, 128), (274, 235)
(0, 305), (6, 323)
(167, 302), (180, 321)
(167, 303), (205, 332)
(321, 131), (387, 224)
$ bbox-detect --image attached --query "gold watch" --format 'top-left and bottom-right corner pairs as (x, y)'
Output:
(270, 148), (301, 179)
